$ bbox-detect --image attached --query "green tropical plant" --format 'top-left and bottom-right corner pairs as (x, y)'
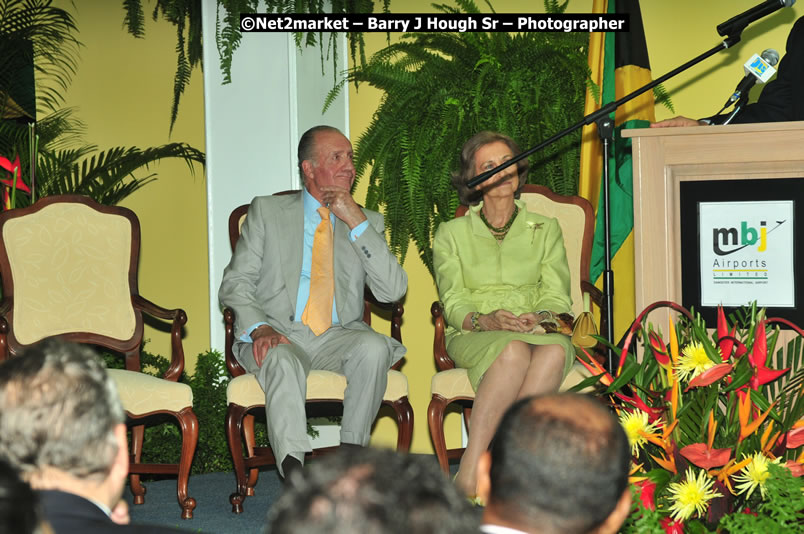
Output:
(0, 0), (205, 210)
(324, 0), (590, 273)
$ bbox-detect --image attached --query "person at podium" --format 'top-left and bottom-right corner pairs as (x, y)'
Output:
(432, 131), (575, 498)
(653, 15), (803, 127)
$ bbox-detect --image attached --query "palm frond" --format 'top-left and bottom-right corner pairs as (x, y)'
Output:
(35, 143), (205, 206)
(0, 0), (81, 117)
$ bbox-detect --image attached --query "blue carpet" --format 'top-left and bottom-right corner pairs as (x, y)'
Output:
(125, 468), (282, 533)
(124, 460), (460, 533)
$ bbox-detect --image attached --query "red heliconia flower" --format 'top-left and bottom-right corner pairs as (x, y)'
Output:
(634, 478), (657, 511)
(716, 306), (733, 361)
(747, 321), (789, 389)
(614, 392), (663, 422)
(686, 363), (733, 390)
(660, 516), (684, 534)
(679, 443), (732, 470)
(0, 155), (30, 193)
(750, 320), (767, 367)
(649, 331), (671, 366)
(742, 508), (758, 517)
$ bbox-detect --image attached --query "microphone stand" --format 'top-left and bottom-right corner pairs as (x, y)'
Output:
(467, 33), (743, 373)
(722, 90), (751, 125)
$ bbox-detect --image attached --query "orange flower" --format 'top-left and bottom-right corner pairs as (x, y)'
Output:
(576, 349), (613, 386)
(738, 393), (776, 442)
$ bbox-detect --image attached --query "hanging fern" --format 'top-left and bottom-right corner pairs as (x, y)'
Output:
(122, 0), (203, 134)
(328, 0), (589, 275)
(213, 0), (389, 86)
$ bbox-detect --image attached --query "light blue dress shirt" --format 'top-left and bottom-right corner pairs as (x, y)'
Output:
(242, 189), (369, 341)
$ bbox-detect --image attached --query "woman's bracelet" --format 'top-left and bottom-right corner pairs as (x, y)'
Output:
(471, 312), (482, 332)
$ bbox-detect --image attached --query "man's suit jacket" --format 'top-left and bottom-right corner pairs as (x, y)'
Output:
(713, 16), (804, 124)
(219, 192), (407, 362)
(38, 490), (187, 534)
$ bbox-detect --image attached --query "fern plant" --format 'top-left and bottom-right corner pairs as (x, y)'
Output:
(212, 0), (389, 85)
(326, 0), (589, 273)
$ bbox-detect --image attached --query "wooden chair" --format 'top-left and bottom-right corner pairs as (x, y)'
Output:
(0, 195), (198, 519)
(223, 196), (414, 513)
(428, 184), (605, 472)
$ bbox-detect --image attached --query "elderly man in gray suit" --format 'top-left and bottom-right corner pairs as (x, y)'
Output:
(219, 125), (407, 480)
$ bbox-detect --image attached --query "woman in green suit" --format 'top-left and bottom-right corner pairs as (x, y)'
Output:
(433, 131), (575, 498)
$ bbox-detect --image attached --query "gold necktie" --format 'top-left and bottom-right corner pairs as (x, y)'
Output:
(302, 207), (334, 335)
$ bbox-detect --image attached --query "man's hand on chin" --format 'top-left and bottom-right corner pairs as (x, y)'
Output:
(251, 325), (290, 367)
(319, 186), (367, 229)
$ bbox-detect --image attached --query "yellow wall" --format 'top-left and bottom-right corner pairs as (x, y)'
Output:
(53, 0), (802, 454)
(55, 1), (209, 370)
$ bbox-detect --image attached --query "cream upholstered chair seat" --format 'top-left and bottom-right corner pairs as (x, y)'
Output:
(0, 195), (199, 519)
(428, 184), (604, 473)
(227, 369), (410, 407)
(223, 198), (414, 514)
(429, 364), (592, 403)
(109, 369), (194, 414)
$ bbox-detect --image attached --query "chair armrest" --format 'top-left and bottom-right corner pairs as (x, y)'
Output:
(132, 295), (187, 382)
(363, 286), (404, 343)
(223, 306), (247, 377)
(0, 298), (9, 361)
(431, 301), (456, 371)
(364, 286), (405, 371)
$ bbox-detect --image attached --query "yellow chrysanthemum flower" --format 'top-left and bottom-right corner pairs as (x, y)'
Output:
(675, 341), (714, 382)
(619, 410), (659, 455)
(668, 467), (722, 521)
(734, 452), (781, 499)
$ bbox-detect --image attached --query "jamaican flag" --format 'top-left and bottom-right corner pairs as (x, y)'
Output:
(579, 0), (655, 336)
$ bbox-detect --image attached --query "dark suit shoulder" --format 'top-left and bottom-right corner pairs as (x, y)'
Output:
(39, 491), (190, 534)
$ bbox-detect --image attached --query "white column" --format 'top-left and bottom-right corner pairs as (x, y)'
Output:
(201, 0), (348, 353)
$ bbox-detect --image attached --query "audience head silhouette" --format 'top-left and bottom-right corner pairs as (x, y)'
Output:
(0, 340), (141, 532)
(477, 393), (631, 534)
(268, 447), (479, 534)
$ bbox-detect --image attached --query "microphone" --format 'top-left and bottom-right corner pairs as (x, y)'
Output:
(717, 0), (796, 37)
(724, 49), (780, 107)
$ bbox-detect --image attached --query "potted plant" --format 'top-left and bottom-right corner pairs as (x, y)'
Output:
(576, 302), (804, 532)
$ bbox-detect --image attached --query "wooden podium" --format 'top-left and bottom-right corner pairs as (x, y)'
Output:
(622, 121), (804, 317)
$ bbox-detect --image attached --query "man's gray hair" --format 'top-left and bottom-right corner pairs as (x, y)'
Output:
(0, 340), (125, 481)
(297, 125), (343, 187)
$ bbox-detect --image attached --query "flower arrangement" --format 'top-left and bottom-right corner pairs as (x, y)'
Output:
(576, 301), (804, 532)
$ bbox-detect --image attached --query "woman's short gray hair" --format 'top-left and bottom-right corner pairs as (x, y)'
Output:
(451, 131), (529, 206)
(0, 340), (125, 481)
